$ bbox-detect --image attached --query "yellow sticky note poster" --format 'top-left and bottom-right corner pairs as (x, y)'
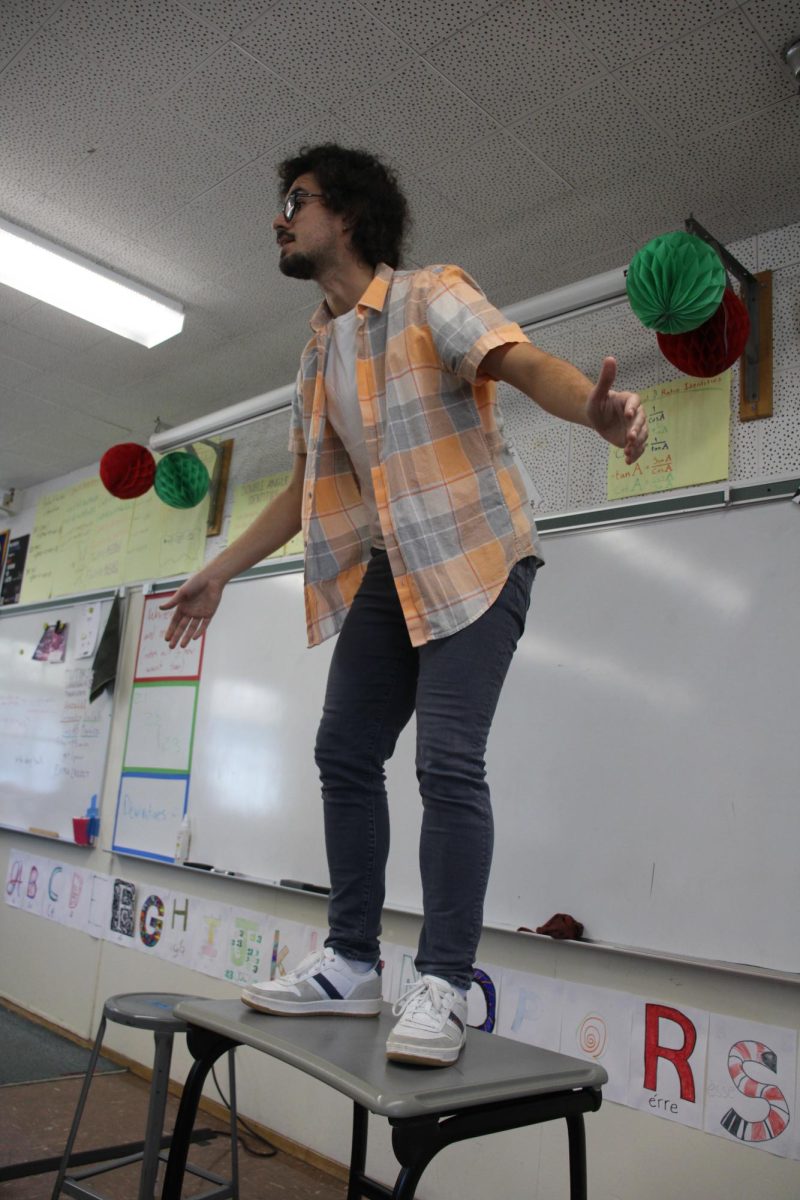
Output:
(607, 372), (731, 501)
(228, 473), (303, 560)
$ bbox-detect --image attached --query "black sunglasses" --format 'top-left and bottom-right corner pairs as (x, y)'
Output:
(283, 189), (325, 221)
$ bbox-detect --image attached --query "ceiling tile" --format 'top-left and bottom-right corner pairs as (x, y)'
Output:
(0, 285), (38, 325)
(237, 0), (420, 103)
(17, 373), (117, 421)
(0, 446), (55, 490)
(355, 0), (502, 53)
(418, 129), (573, 222)
(511, 79), (686, 190)
(41, 0), (227, 106)
(140, 163), (281, 280)
(553, 0), (738, 68)
(0, 349), (45, 391)
(0, 323), (78, 372)
(161, 42), (326, 162)
(178, 0), (280, 39)
(0, 383), (56, 442)
(743, 0), (800, 55)
(43, 105), (247, 238)
(0, 0), (62, 71)
(2, 389), (130, 451)
(680, 97), (800, 238)
(37, 314), (226, 396)
(614, 7), (796, 134)
(424, 0), (605, 125)
(10, 304), (110, 352)
(336, 58), (499, 178)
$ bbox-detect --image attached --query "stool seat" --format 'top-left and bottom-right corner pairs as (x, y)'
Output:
(103, 992), (203, 1032)
(52, 992), (238, 1200)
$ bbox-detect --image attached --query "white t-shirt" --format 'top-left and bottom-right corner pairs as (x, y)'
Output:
(324, 308), (385, 548)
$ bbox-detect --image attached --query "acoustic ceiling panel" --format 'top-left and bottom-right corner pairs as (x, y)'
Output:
(743, 0), (800, 53)
(614, 7), (795, 133)
(237, 0), (419, 104)
(424, 128), (573, 224)
(357, 0), (502, 53)
(44, 108), (246, 238)
(162, 41), (325, 162)
(554, 0), (739, 67)
(684, 97), (800, 236)
(0, 0), (62, 70)
(336, 57), (499, 177)
(511, 78), (686, 191)
(424, 0), (605, 125)
(178, 0), (278, 39)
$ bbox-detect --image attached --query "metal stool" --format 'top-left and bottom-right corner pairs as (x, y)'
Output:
(52, 993), (239, 1200)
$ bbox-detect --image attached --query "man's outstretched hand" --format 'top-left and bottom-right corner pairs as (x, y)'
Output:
(160, 574), (225, 649)
(586, 357), (648, 465)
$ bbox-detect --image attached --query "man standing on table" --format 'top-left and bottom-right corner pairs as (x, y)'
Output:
(163, 144), (648, 1067)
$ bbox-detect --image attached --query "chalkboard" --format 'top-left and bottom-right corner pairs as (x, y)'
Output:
(0, 597), (116, 842)
(119, 500), (799, 972)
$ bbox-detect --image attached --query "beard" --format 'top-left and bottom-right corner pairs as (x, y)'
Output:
(278, 248), (318, 280)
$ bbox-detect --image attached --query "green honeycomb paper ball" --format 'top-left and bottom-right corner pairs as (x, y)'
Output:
(154, 453), (210, 509)
(626, 231), (726, 334)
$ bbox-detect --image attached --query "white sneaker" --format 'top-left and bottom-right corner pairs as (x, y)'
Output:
(386, 975), (468, 1066)
(241, 947), (382, 1016)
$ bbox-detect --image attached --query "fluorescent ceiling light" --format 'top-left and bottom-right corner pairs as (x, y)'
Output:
(0, 215), (184, 348)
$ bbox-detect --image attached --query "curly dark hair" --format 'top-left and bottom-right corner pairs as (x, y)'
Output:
(277, 144), (410, 269)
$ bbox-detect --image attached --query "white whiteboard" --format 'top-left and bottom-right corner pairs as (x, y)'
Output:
(0, 598), (115, 842)
(141, 501), (798, 971)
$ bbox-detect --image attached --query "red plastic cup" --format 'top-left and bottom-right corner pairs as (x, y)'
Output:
(73, 817), (91, 846)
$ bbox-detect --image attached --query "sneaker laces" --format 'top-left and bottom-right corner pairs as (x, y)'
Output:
(284, 946), (333, 983)
(392, 975), (453, 1018)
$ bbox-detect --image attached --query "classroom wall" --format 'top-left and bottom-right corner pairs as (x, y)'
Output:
(2, 220), (800, 1199)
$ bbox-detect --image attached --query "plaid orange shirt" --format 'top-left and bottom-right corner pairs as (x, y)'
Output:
(289, 263), (542, 647)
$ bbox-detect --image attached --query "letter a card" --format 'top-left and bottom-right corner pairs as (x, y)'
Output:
(628, 1000), (709, 1129)
(704, 1015), (797, 1158)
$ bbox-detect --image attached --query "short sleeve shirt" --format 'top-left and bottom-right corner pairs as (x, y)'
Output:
(289, 263), (542, 647)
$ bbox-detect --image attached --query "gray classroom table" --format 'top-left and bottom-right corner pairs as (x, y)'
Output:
(163, 999), (607, 1200)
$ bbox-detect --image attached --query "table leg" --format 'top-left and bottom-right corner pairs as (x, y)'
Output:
(389, 1089), (601, 1200)
(161, 1029), (236, 1200)
(566, 1115), (587, 1200)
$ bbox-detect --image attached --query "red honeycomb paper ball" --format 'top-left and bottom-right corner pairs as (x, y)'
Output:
(657, 288), (750, 378)
(99, 443), (157, 499)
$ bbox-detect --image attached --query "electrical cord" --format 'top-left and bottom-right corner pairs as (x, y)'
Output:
(211, 1061), (278, 1157)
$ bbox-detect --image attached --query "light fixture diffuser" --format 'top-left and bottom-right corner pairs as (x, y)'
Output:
(0, 215), (184, 348)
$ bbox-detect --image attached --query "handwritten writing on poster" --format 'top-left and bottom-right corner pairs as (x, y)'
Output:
(227, 473), (303, 559)
(113, 773), (189, 858)
(135, 594), (203, 681)
(607, 372), (731, 501)
(21, 476), (208, 604)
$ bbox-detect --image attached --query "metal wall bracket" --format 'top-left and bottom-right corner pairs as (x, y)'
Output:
(684, 216), (772, 419)
(153, 418), (234, 536)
